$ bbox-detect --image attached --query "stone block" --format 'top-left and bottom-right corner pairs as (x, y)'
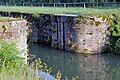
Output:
(0, 18), (28, 63)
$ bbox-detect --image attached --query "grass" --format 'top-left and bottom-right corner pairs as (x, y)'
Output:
(0, 6), (119, 15)
(0, 40), (54, 80)
(0, 65), (40, 80)
(0, 39), (58, 80)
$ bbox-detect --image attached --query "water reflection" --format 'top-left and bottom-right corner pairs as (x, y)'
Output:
(29, 44), (120, 80)
(101, 54), (120, 80)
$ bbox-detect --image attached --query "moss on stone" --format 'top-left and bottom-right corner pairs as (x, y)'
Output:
(32, 12), (40, 18)
(2, 25), (6, 33)
(0, 17), (21, 22)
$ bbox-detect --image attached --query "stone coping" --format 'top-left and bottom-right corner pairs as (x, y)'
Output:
(0, 17), (22, 22)
(54, 14), (80, 17)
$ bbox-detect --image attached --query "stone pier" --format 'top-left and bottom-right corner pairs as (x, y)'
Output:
(0, 17), (28, 62)
(51, 14), (110, 54)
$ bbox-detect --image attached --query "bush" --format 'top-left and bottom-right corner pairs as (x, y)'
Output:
(0, 40), (41, 80)
(0, 39), (54, 80)
(103, 37), (120, 54)
(0, 39), (24, 72)
(103, 14), (120, 54)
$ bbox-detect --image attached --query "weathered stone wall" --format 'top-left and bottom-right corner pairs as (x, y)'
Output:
(0, 11), (111, 54)
(51, 15), (110, 54)
(0, 19), (28, 60)
(65, 15), (110, 54)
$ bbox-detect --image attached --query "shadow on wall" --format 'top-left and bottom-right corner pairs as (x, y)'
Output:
(0, 11), (111, 54)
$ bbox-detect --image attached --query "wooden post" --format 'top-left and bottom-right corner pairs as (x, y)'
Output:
(54, 3), (56, 7)
(64, 3), (66, 7)
(30, 4), (32, 7)
(6, 3), (8, 7)
(92, 3), (95, 8)
(23, 4), (24, 7)
(42, 4), (44, 7)
(8, 12), (11, 17)
(84, 3), (86, 8)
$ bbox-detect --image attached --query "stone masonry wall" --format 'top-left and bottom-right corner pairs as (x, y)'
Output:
(51, 15), (110, 54)
(67, 15), (110, 54)
(0, 19), (28, 60)
(0, 11), (111, 54)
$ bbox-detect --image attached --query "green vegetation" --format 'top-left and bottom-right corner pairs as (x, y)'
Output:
(0, 39), (23, 72)
(109, 15), (120, 36)
(0, 17), (21, 22)
(0, 6), (120, 15)
(103, 14), (120, 54)
(0, 39), (52, 80)
(0, 39), (32, 80)
(103, 37), (120, 54)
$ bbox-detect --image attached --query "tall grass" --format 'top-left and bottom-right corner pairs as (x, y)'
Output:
(0, 39), (51, 80)
(0, 39), (23, 72)
(0, 65), (40, 80)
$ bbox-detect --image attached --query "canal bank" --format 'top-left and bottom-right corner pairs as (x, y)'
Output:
(0, 9), (119, 80)
(0, 11), (112, 54)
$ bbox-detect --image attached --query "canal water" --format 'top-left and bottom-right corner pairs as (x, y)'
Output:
(29, 44), (120, 80)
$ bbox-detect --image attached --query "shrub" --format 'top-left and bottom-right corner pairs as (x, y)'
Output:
(103, 37), (120, 54)
(103, 14), (120, 54)
(0, 39), (54, 80)
(0, 39), (24, 72)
